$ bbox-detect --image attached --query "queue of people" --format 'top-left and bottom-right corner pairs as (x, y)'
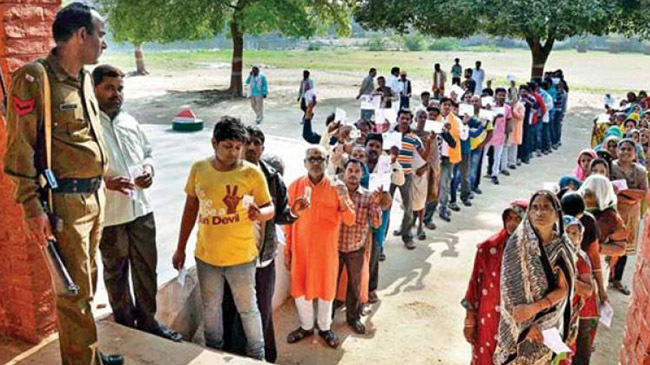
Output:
(3, 3), (644, 365)
(463, 92), (649, 364)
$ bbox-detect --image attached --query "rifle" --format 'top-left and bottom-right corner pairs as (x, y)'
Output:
(37, 63), (79, 297)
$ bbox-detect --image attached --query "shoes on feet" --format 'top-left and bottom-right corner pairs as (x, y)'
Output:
(462, 199), (472, 207)
(491, 176), (500, 185)
(449, 202), (461, 212)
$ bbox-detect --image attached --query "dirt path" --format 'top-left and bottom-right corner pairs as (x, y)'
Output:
(115, 68), (630, 364)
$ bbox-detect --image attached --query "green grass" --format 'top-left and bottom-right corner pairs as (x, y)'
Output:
(101, 48), (649, 95)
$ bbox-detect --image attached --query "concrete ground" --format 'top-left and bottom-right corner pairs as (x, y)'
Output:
(4, 64), (634, 364)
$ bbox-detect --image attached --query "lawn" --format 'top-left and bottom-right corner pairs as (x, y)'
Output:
(101, 48), (650, 95)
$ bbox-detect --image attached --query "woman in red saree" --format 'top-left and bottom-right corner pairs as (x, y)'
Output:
(461, 200), (528, 365)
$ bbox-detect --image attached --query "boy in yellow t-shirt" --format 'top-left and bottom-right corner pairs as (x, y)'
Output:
(172, 116), (274, 360)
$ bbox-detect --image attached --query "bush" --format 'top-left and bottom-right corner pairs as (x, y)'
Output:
(307, 42), (321, 51)
(402, 34), (424, 51)
(367, 37), (386, 52)
(427, 38), (458, 51)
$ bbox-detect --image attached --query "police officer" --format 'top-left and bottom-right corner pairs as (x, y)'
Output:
(3, 3), (123, 365)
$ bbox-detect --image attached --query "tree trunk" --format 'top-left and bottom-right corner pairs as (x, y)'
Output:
(526, 36), (554, 81)
(228, 10), (244, 97)
(134, 43), (149, 76)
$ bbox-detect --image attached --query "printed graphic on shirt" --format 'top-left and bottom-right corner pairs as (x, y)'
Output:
(196, 183), (243, 226)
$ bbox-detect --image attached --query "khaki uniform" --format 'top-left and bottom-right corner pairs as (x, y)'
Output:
(3, 50), (107, 365)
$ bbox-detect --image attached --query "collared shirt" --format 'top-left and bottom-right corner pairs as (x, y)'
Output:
(397, 132), (423, 175)
(3, 49), (107, 218)
(100, 110), (154, 226)
(472, 68), (485, 94)
(451, 64), (462, 78)
(338, 187), (382, 253)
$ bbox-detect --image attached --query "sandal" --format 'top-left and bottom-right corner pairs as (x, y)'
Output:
(287, 327), (314, 343)
(319, 329), (340, 348)
(612, 281), (631, 296)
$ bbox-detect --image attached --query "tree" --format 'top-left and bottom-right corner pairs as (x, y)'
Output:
(98, 0), (352, 96)
(355, 0), (647, 79)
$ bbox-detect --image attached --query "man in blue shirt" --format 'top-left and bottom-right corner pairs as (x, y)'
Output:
(246, 66), (268, 124)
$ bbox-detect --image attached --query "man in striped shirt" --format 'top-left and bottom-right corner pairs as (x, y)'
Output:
(390, 109), (426, 249)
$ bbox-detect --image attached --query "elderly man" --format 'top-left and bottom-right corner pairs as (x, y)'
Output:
(285, 146), (356, 349)
(93, 64), (181, 343)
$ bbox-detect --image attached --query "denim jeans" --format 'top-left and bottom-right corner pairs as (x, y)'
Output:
(390, 174), (414, 240)
(552, 111), (564, 145)
(373, 209), (390, 250)
(438, 159), (453, 213)
(542, 122), (552, 151)
(548, 110), (556, 145)
(470, 148), (483, 189)
(196, 258), (265, 360)
(451, 155), (471, 203)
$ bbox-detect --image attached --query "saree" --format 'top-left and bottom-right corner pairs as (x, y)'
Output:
(494, 219), (576, 365)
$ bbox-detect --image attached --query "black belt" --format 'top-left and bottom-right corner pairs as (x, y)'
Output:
(52, 177), (102, 194)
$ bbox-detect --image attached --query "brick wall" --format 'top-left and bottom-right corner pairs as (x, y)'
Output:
(0, 0), (60, 344)
(620, 214), (650, 364)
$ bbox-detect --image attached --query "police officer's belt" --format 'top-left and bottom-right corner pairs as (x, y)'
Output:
(52, 177), (102, 194)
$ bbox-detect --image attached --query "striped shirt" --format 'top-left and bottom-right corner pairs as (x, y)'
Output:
(397, 132), (423, 175)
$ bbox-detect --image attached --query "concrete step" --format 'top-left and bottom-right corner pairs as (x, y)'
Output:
(10, 321), (260, 365)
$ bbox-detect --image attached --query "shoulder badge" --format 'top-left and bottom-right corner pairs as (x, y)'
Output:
(13, 96), (35, 117)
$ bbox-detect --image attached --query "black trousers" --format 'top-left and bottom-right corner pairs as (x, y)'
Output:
(486, 146), (494, 177)
(612, 255), (627, 281)
(337, 248), (365, 322)
(223, 261), (277, 363)
(99, 213), (158, 332)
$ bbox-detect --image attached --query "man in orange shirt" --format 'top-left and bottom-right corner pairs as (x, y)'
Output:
(285, 146), (356, 348)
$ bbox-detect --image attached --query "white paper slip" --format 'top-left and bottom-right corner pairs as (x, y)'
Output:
(450, 84), (465, 97)
(596, 113), (611, 124)
(479, 109), (495, 121)
(459, 103), (474, 117)
(543, 182), (558, 192)
(599, 301), (614, 328)
(360, 95), (381, 110)
(460, 125), (470, 140)
(493, 107), (506, 117)
(481, 96), (494, 106)
(542, 327), (572, 354)
(335, 107), (348, 125)
(424, 120), (444, 133)
(348, 127), (361, 140)
(369, 173), (392, 192)
(304, 186), (312, 203)
(177, 267), (188, 287)
(382, 131), (402, 150)
(506, 74), (516, 82)
(611, 179), (628, 191)
(242, 194), (254, 209)
(377, 155), (392, 175)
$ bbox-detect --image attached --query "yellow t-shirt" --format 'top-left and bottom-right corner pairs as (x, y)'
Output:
(185, 158), (272, 267)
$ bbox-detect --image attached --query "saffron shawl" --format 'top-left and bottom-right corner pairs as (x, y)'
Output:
(494, 219), (576, 365)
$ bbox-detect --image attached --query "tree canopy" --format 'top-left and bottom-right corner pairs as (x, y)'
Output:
(98, 0), (353, 95)
(355, 0), (650, 78)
